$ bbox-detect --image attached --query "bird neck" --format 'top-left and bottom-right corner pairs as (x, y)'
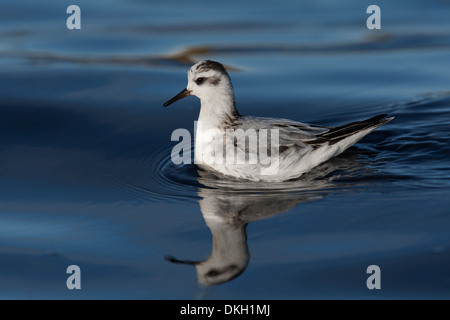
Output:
(198, 91), (239, 130)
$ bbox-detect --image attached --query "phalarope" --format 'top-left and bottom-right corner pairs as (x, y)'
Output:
(163, 60), (393, 182)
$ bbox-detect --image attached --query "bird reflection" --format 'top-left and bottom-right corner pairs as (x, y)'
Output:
(166, 149), (369, 286)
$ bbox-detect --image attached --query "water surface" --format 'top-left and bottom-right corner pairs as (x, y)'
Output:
(1, 0), (450, 299)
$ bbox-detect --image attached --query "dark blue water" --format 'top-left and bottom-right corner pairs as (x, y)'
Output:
(1, 0), (450, 299)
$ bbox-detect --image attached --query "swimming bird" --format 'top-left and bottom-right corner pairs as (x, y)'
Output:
(163, 60), (393, 182)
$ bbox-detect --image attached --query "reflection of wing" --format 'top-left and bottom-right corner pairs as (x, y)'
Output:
(199, 189), (300, 223)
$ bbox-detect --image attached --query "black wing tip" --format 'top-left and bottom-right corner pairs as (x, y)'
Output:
(310, 113), (394, 145)
(368, 114), (395, 127)
(367, 113), (394, 124)
(382, 115), (395, 123)
(332, 113), (394, 133)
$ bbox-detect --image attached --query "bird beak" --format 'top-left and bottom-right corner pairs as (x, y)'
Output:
(163, 88), (191, 107)
(165, 255), (200, 266)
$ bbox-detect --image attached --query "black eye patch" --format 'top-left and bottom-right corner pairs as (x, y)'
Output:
(195, 77), (206, 85)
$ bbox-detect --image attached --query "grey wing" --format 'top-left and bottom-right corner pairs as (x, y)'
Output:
(234, 116), (331, 153)
(233, 114), (393, 154)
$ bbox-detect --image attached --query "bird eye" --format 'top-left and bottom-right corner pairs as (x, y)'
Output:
(196, 77), (205, 85)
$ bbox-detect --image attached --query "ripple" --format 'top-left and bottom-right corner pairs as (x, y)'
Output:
(106, 143), (201, 204)
(6, 30), (450, 69)
(380, 94), (450, 159)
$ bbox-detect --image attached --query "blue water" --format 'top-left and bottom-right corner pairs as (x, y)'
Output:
(1, 0), (450, 299)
